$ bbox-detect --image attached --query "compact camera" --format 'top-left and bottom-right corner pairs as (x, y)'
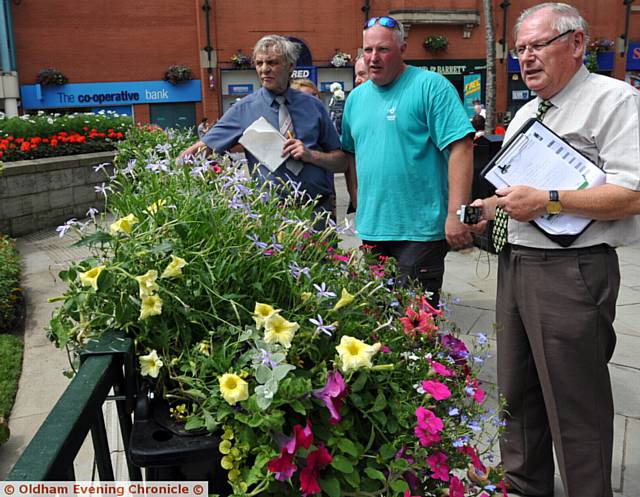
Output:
(456, 205), (483, 224)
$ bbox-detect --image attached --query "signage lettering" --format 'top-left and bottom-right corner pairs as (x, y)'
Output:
(633, 47), (640, 59)
(291, 69), (311, 78)
(429, 65), (468, 75)
(464, 79), (480, 94)
(69, 90), (142, 105)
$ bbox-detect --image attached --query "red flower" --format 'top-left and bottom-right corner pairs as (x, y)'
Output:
(283, 420), (314, 454)
(457, 445), (486, 475)
(449, 475), (466, 497)
(267, 449), (297, 481)
(300, 445), (332, 496)
(399, 306), (438, 337)
(20, 142), (30, 152)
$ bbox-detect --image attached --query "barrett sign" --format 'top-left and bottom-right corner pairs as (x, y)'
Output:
(20, 80), (202, 110)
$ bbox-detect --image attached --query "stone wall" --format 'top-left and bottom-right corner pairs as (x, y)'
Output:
(0, 151), (116, 237)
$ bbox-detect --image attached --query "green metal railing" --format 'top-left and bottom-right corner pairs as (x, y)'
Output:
(7, 332), (142, 481)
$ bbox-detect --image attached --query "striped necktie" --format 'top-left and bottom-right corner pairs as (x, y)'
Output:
(492, 99), (553, 253)
(275, 95), (303, 175)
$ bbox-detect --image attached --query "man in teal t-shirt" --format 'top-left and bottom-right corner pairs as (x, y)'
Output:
(341, 16), (474, 306)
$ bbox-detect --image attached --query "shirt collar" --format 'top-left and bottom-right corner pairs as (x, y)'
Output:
(261, 86), (294, 106)
(543, 64), (589, 110)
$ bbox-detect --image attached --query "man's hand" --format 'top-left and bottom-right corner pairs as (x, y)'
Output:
(495, 186), (547, 221)
(445, 213), (473, 249)
(282, 138), (311, 162)
(178, 140), (208, 161)
(466, 198), (491, 234)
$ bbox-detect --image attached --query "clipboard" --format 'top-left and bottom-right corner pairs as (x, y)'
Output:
(480, 118), (606, 247)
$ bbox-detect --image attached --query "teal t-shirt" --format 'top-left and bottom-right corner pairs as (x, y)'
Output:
(341, 66), (473, 241)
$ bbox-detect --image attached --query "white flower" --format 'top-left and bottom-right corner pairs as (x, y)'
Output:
(329, 82), (342, 93)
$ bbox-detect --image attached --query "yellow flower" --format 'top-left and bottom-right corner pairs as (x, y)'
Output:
(145, 199), (167, 215)
(264, 314), (299, 349)
(219, 373), (249, 406)
(336, 335), (382, 372)
(333, 288), (355, 310)
(79, 265), (105, 291)
(301, 292), (313, 302)
(135, 270), (159, 297)
(252, 302), (279, 330)
(139, 294), (163, 320)
(161, 255), (188, 279)
(197, 341), (210, 356)
(139, 349), (163, 378)
(109, 213), (139, 235)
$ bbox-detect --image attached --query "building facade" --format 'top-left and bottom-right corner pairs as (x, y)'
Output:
(3, 0), (639, 127)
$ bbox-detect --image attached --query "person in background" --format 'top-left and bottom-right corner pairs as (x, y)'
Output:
(354, 55), (368, 87)
(471, 114), (486, 140)
(345, 53), (370, 214)
(341, 16), (474, 307)
(470, 4), (640, 496)
(290, 78), (320, 98)
(179, 35), (346, 214)
(197, 117), (209, 139)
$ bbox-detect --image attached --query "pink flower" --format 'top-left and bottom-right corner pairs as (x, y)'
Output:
(465, 376), (487, 404)
(430, 359), (454, 377)
(415, 406), (443, 446)
(421, 379), (452, 400)
(449, 476), (466, 497)
(300, 444), (332, 496)
(420, 294), (443, 316)
(312, 371), (346, 424)
(475, 387), (486, 404)
(267, 449), (297, 481)
(399, 306), (438, 337)
(457, 445), (486, 474)
(427, 451), (450, 481)
(283, 420), (314, 454)
(331, 253), (350, 262)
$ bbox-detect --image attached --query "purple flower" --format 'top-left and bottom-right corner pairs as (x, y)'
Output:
(289, 262), (310, 279)
(309, 314), (336, 336)
(439, 334), (469, 364)
(94, 183), (110, 197)
(312, 371), (346, 424)
(313, 282), (336, 299)
(93, 162), (110, 173)
(247, 233), (268, 250)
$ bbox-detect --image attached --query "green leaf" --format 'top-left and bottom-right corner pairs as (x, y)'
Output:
(390, 479), (409, 493)
(72, 231), (113, 247)
(184, 416), (205, 430)
(330, 454), (354, 474)
(318, 476), (341, 497)
(379, 443), (396, 460)
(255, 364), (272, 384)
(273, 364), (296, 381)
(202, 408), (217, 432)
(371, 392), (387, 412)
(343, 468), (361, 488)
(290, 400), (307, 415)
(338, 438), (359, 458)
(364, 467), (386, 482)
(350, 372), (368, 392)
(184, 388), (207, 400)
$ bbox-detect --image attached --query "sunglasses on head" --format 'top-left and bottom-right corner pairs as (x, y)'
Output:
(364, 16), (399, 30)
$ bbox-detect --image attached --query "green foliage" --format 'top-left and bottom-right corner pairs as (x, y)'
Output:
(0, 111), (133, 162)
(0, 334), (24, 421)
(0, 235), (21, 334)
(49, 128), (505, 496)
(423, 35), (449, 52)
(164, 64), (193, 84)
(36, 68), (68, 86)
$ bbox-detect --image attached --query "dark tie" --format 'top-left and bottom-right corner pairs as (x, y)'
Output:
(275, 95), (303, 175)
(492, 99), (553, 253)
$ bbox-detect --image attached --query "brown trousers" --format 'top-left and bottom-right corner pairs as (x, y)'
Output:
(497, 244), (619, 497)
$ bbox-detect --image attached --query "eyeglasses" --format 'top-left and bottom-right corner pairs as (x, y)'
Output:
(510, 29), (575, 58)
(364, 16), (400, 30)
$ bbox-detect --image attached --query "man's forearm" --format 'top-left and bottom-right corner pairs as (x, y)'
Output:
(559, 183), (640, 220)
(304, 149), (348, 173)
(447, 137), (474, 213)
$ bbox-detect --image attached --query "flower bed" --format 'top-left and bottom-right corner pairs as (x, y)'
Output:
(49, 128), (505, 496)
(0, 111), (132, 162)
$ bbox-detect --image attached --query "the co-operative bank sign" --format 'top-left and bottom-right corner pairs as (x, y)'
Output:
(20, 80), (202, 110)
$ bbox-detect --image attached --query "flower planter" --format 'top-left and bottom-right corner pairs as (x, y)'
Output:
(0, 151), (115, 237)
(129, 389), (231, 496)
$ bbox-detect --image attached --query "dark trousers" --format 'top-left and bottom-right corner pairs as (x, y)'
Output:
(497, 244), (619, 497)
(362, 240), (448, 307)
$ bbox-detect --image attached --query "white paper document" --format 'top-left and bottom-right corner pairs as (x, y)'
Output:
(238, 117), (290, 173)
(483, 119), (606, 235)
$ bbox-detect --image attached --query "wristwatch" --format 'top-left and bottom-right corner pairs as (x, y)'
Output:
(546, 190), (562, 215)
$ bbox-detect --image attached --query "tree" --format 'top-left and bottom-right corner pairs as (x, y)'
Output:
(483, 0), (497, 133)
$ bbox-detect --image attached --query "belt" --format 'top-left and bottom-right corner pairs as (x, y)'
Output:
(508, 243), (612, 257)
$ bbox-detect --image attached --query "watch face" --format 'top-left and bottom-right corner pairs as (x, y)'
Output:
(546, 201), (562, 215)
